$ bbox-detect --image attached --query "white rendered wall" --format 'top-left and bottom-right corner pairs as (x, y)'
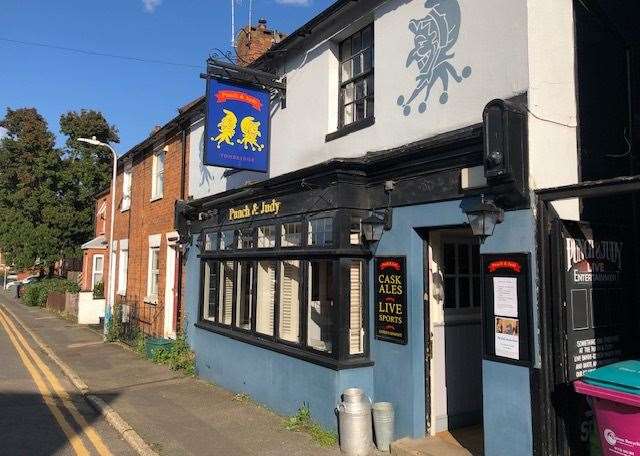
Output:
(527, 0), (580, 219)
(268, 0), (529, 177)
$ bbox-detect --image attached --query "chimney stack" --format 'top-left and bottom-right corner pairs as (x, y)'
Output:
(235, 19), (286, 67)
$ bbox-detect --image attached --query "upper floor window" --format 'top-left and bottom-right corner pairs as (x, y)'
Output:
(122, 159), (132, 211)
(339, 24), (374, 128)
(151, 148), (165, 200)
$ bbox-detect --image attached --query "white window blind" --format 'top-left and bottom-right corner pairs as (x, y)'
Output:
(92, 255), (104, 289)
(219, 261), (234, 325)
(256, 261), (275, 335)
(122, 160), (132, 211)
(279, 260), (300, 342)
(151, 148), (165, 199)
(117, 247), (128, 295)
(349, 260), (364, 354)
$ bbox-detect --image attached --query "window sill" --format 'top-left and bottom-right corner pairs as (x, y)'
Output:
(117, 291), (126, 296)
(144, 296), (158, 305)
(194, 321), (374, 371)
(150, 194), (163, 202)
(325, 116), (375, 143)
(120, 206), (130, 213)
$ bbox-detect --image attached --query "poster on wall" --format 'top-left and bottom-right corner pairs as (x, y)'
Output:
(204, 78), (270, 172)
(482, 253), (531, 366)
(494, 317), (519, 360)
(374, 257), (408, 345)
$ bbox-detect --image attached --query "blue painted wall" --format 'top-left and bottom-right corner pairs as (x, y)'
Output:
(480, 209), (535, 456)
(183, 238), (373, 431)
(184, 204), (538, 450)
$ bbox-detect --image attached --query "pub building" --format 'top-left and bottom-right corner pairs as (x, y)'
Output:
(175, 0), (640, 454)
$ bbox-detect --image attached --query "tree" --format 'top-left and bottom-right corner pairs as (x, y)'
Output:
(0, 108), (64, 270)
(0, 108), (119, 272)
(58, 109), (119, 254)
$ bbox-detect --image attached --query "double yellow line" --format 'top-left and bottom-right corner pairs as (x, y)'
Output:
(0, 307), (112, 456)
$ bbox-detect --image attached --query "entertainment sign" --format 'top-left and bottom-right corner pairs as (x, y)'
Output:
(374, 257), (408, 345)
(204, 78), (270, 172)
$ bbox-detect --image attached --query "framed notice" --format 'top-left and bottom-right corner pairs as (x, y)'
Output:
(374, 257), (408, 345)
(482, 253), (532, 366)
(204, 78), (270, 172)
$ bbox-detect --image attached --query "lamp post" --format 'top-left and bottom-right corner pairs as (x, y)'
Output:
(462, 194), (505, 244)
(78, 136), (118, 335)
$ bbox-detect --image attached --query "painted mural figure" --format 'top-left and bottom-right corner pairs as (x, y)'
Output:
(212, 109), (237, 148)
(237, 116), (264, 151)
(397, 0), (471, 116)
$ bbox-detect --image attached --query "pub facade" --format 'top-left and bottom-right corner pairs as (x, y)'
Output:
(177, 0), (640, 455)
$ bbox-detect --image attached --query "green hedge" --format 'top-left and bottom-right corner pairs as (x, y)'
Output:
(23, 278), (81, 307)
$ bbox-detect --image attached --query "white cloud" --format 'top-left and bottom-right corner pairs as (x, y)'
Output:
(142, 0), (162, 13)
(275, 0), (312, 6)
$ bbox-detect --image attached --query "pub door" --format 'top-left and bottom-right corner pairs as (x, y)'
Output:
(425, 229), (483, 446)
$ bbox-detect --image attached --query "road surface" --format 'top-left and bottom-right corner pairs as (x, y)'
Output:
(0, 305), (134, 456)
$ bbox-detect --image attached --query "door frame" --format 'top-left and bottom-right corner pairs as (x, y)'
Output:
(164, 231), (179, 339)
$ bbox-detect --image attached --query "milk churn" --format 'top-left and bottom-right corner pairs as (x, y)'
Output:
(337, 388), (373, 456)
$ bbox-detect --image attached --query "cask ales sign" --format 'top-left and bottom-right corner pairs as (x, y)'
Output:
(374, 257), (408, 345)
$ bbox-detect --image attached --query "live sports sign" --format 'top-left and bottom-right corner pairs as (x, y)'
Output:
(374, 257), (408, 345)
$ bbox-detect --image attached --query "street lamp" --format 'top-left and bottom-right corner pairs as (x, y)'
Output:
(361, 212), (386, 243)
(462, 194), (504, 243)
(78, 136), (118, 336)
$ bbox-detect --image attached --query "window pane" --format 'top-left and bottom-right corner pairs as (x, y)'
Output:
(355, 80), (366, 100)
(350, 218), (361, 245)
(343, 83), (354, 104)
(94, 256), (103, 270)
(220, 230), (235, 250)
(352, 32), (362, 53)
(308, 218), (333, 246)
(279, 260), (301, 343)
(218, 261), (234, 325)
(344, 103), (354, 125)
(349, 260), (364, 354)
(204, 232), (218, 251)
(307, 261), (334, 353)
(355, 100), (365, 122)
(444, 276), (457, 309)
(235, 262), (254, 330)
(341, 60), (353, 81)
(366, 97), (374, 118)
(353, 54), (362, 77)
(366, 75), (374, 96)
(238, 228), (255, 249)
(257, 225), (275, 248)
(203, 261), (218, 322)
(341, 38), (351, 59)
(256, 261), (276, 335)
(444, 243), (455, 273)
(151, 250), (159, 271)
(362, 26), (372, 49)
(459, 277), (471, 308)
(281, 222), (302, 247)
(472, 244), (480, 274)
(458, 244), (470, 274)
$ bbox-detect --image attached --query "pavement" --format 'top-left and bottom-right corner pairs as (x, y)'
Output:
(0, 294), (343, 456)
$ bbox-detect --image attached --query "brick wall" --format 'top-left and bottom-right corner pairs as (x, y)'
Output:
(110, 128), (189, 337)
(236, 19), (285, 66)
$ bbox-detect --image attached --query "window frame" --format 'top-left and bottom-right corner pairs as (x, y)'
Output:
(442, 237), (482, 317)
(338, 23), (375, 130)
(146, 246), (161, 303)
(117, 243), (128, 296)
(151, 147), (165, 201)
(91, 254), (104, 290)
(121, 159), (132, 211)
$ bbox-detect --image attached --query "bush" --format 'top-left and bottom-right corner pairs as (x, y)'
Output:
(23, 278), (80, 307)
(151, 333), (196, 376)
(93, 281), (104, 299)
(284, 403), (337, 447)
(105, 302), (124, 342)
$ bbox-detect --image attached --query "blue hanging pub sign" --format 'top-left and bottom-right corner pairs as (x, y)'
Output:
(204, 78), (271, 172)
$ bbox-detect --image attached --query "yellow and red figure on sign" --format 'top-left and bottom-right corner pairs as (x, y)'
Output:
(205, 79), (270, 172)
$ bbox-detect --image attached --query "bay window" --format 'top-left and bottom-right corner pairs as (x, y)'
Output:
(197, 211), (371, 368)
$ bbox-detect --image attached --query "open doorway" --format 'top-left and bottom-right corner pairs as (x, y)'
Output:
(425, 228), (484, 455)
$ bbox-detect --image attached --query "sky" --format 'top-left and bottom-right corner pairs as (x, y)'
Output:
(1, 0), (333, 153)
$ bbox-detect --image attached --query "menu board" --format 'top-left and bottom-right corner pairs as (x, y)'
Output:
(482, 253), (531, 366)
(561, 221), (625, 381)
(374, 257), (408, 345)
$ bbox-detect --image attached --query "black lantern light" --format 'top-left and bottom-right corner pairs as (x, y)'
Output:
(361, 213), (386, 243)
(463, 194), (504, 243)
